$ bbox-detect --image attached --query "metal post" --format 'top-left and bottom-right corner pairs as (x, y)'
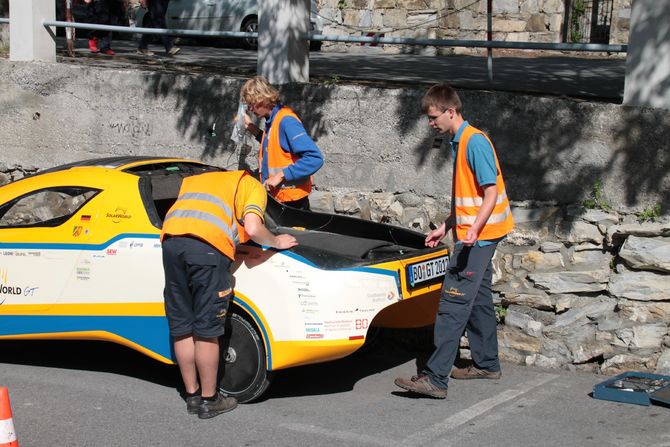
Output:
(487, 0), (493, 84)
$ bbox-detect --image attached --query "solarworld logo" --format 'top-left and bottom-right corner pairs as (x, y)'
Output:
(0, 269), (22, 296)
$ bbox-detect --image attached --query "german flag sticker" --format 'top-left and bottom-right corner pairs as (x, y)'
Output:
(81, 215), (92, 221)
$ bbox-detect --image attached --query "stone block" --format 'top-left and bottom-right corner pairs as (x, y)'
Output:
(601, 354), (656, 375)
(499, 326), (542, 353)
(520, 0), (541, 14)
(656, 349), (670, 374)
(439, 12), (461, 29)
(335, 192), (361, 214)
(526, 14), (547, 32)
(557, 220), (604, 245)
(609, 268), (670, 301)
(529, 269), (610, 294)
(619, 300), (670, 324)
(457, 10), (474, 30)
(382, 9), (406, 27)
(502, 293), (554, 311)
(492, 0), (518, 14)
(619, 235), (670, 273)
(503, 32), (531, 42)
(615, 324), (667, 350)
(309, 191), (335, 213)
(542, 0), (564, 14)
(520, 250), (565, 271)
(493, 19), (528, 33)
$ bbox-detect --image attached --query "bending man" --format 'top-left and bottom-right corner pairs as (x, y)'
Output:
(161, 170), (297, 418)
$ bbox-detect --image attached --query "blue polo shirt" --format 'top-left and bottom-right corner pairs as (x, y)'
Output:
(451, 121), (504, 247)
(258, 104), (324, 183)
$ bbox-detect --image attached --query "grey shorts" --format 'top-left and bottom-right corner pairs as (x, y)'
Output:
(161, 236), (233, 338)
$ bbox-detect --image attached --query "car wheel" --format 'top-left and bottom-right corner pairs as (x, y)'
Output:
(218, 311), (272, 403)
(241, 17), (258, 51)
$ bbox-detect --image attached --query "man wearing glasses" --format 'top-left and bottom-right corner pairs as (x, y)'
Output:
(240, 76), (324, 210)
(395, 83), (514, 399)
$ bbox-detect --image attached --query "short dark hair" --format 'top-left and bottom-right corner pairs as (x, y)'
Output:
(421, 83), (462, 114)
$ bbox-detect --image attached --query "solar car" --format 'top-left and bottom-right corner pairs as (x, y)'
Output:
(0, 157), (448, 402)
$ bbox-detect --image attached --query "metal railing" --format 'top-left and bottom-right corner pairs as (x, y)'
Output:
(39, 19), (627, 53)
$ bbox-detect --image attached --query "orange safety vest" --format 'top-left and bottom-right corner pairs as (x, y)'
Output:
(160, 171), (250, 260)
(453, 124), (514, 241)
(259, 107), (312, 203)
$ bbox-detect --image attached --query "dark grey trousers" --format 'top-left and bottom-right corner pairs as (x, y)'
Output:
(423, 242), (500, 389)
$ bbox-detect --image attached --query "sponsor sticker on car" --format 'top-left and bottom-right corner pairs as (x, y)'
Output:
(407, 255), (449, 288)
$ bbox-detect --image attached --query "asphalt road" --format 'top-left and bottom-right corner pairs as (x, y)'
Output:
(2, 331), (669, 447)
(55, 37), (626, 101)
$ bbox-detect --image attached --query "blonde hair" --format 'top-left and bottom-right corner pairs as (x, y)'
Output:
(240, 76), (280, 106)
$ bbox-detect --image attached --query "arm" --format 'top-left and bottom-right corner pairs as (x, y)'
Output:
(425, 215), (455, 248)
(461, 185), (498, 246)
(243, 213), (298, 250)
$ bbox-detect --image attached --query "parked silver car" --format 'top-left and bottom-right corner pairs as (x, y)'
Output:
(136, 0), (323, 50)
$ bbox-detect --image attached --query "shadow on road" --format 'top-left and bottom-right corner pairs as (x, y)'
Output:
(0, 326), (436, 402)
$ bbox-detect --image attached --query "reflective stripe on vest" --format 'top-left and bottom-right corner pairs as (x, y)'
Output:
(453, 125), (514, 241)
(160, 171), (248, 259)
(259, 107), (312, 202)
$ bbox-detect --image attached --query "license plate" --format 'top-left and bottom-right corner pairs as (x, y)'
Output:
(407, 255), (449, 288)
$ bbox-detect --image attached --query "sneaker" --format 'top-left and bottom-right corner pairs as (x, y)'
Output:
(394, 374), (447, 399)
(185, 394), (201, 415)
(451, 365), (502, 380)
(101, 48), (115, 56)
(88, 38), (99, 53)
(198, 393), (238, 419)
(136, 48), (154, 56)
(167, 46), (181, 56)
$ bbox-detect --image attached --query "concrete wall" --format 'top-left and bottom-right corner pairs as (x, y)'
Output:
(1, 59), (668, 213)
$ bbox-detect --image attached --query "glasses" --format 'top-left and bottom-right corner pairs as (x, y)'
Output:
(427, 108), (452, 122)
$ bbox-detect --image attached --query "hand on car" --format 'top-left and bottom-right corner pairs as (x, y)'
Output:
(274, 234), (298, 250)
(425, 223), (446, 248)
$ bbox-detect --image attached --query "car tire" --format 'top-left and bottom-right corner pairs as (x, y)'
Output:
(241, 16), (258, 51)
(218, 311), (272, 403)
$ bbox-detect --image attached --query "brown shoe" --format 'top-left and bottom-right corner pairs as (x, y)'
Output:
(451, 365), (502, 380)
(394, 374), (447, 399)
(198, 393), (238, 419)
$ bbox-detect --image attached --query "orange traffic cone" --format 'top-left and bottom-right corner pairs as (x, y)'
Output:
(0, 387), (18, 447)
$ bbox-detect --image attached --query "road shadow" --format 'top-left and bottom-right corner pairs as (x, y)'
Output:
(0, 339), (179, 388)
(258, 326), (435, 402)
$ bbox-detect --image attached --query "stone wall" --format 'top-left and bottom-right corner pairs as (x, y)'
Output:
(307, 188), (670, 375)
(317, 0), (629, 54)
(1, 59), (668, 375)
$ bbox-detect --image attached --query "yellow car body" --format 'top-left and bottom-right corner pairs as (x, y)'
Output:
(0, 157), (448, 401)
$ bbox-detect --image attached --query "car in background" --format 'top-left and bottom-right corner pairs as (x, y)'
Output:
(136, 0), (323, 50)
(0, 157), (448, 402)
